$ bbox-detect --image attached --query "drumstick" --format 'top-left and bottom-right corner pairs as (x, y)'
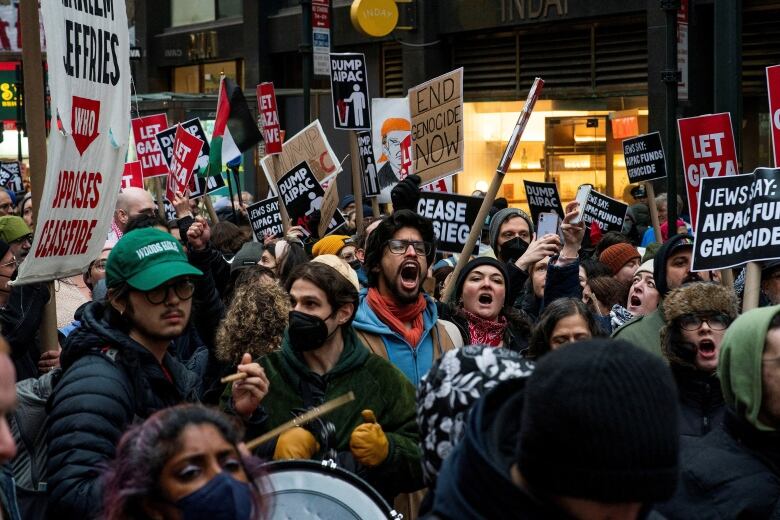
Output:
(361, 410), (377, 424)
(245, 391), (356, 451)
(220, 372), (248, 384)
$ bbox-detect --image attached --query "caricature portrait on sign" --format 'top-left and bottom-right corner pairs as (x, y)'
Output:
(372, 97), (413, 202)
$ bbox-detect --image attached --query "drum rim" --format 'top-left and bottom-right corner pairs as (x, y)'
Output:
(262, 459), (393, 513)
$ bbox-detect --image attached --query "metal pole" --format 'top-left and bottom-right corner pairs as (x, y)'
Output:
(661, 0), (679, 230)
(301, 0), (312, 126)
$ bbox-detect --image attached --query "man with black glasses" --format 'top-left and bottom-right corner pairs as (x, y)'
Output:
(353, 210), (461, 386)
(46, 228), (259, 518)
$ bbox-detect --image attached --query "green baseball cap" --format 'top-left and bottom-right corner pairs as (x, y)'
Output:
(0, 216), (31, 243)
(106, 228), (202, 290)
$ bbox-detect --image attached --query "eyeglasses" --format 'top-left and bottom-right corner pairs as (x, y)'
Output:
(386, 239), (431, 256)
(677, 313), (731, 331)
(143, 279), (195, 305)
(92, 260), (107, 272)
(0, 203), (12, 212)
(10, 234), (32, 246)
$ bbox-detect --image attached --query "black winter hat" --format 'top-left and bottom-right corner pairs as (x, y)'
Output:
(653, 233), (694, 297)
(454, 257), (509, 304)
(517, 339), (679, 503)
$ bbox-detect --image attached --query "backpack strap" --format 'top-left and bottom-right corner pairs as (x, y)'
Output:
(354, 329), (389, 360)
(431, 319), (461, 361)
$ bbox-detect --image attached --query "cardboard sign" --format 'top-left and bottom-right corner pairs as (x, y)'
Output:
(19, 0), (130, 284)
(277, 161), (345, 235)
(121, 161), (144, 190)
(692, 168), (780, 271)
(329, 53), (371, 131)
(356, 130), (380, 197)
(372, 97), (413, 203)
(523, 180), (564, 225)
(417, 191), (482, 254)
(165, 125), (204, 202)
(0, 161), (23, 194)
(131, 113), (169, 178)
(188, 174), (226, 200)
(622, 131), (667, 184)
(247, 197), (284, 241)
(678, 113), (738, 228)
(156, 118), (211, 175)
(260, 120), (340, 186)
(581, 189), (628, 233)
(318, 175), (339, 237)
(257, 82), (282, 154)
(767, 65), (780, 167)
(408, 68), (464, 186)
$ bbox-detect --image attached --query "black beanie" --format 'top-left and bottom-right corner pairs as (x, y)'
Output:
(653, 234), (694, 297)
(517, 339), (679, 503)
(454, 257), (509, 304)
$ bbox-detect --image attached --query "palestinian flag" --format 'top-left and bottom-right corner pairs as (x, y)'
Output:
(202, 77), (262, 176)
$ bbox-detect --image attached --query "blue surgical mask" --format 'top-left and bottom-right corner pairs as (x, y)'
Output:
(175, 472), (254, 520)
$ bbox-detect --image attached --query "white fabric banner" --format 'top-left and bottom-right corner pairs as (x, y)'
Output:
(17, 0), (130, 284)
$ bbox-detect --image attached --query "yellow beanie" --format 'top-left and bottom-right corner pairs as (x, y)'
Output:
(312, 235), (350, 257)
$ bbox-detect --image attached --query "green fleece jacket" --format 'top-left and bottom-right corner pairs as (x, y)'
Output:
(612, 306), (666, 357)
(238, 326), (423, 497)
(719, 305), (780, 432)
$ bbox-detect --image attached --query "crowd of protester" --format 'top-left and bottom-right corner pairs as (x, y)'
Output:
(0, 176), (779, 520)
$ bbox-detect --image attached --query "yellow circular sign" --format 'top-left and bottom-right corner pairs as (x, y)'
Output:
(350, 0), (399, 38)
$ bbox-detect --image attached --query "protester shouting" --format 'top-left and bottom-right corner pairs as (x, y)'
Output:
(609, 259), (658, 331)
(224, 256), (423, 503)
(102, 404), (266, 520)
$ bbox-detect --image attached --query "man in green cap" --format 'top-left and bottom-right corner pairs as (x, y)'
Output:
(0, 216), (32, 265)
(45, 228), (267, 518)
(659, 305), (780, 518)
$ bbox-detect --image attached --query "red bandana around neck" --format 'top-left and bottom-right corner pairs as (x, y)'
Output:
(460, 309), (508, 347)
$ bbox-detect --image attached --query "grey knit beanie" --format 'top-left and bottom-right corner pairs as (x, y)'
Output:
(488, 207), (534, 253)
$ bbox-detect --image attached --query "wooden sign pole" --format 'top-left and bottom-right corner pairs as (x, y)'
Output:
(645, 182), (662, 243)
(349, 131), (365, 236)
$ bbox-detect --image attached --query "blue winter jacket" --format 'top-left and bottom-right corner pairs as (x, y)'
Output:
(352, 289), (440, 387)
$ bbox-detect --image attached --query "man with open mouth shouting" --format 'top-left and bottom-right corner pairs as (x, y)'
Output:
(353, 210), (462, 386)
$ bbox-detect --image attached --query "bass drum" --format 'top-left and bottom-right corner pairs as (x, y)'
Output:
(263, 459), (402, 520)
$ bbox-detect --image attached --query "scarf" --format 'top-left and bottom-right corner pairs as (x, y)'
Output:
(110, 219), (123, 241)
(366, 287), (427, 348)
(460, 309), (508, 347)
(610, 304), (635, 332)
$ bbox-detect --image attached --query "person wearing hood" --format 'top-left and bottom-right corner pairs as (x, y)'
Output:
(660, 282), (738, 438)
(659, 305), (780, 518)
(613, 234), (713, 356)
(436, 257), (532, 352)
(46, 228), (267, 519)
(224, 255), (423, 504)
(426, 339), (680, 519)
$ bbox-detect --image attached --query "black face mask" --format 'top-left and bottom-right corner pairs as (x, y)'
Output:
(288, 311), (335, 352)
(348, 259), (361, 272)
(499, 237), (529, 264)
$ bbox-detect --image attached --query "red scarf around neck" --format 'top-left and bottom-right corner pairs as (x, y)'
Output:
(367, 287), (427, 348)
(460, 309), (508, 347)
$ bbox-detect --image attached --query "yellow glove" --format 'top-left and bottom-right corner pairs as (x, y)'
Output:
(273, 427), (320, 460)
(349, 410), (389, 467)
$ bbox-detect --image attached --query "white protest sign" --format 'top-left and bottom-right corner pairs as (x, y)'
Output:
(371, 97), (413, 203)
(18, 0), (130, 284)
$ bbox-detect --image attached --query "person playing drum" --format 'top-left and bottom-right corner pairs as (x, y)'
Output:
(223, 255), (424, 503)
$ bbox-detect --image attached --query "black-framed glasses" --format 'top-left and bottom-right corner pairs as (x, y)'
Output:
(10, 234), (32, 246)
(677, 313), (730, 331)
(386, 239), (431, 256)
(143, 279), (195, 305)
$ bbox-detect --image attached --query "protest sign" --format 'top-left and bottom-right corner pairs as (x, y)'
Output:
(277, 161), (345, 235)
(767, 65), (780, 167)
(121, 161), (143, 190)
(417, 191), (482, 253)
(622, 131), (667, 184)
(408, 68), (464, 186)
(318, 175), (339, 237)
(421, 177), (452, 193)
(329, 53), (370, 131)
(188, 174), (226, 200)
(523, 180), (564, 224)
(678, 113), (738, 228)
(692, 168), (780, 271)
(165, 125), (204, 202)
(18, 0), (130, 284)
(260, 120), (340, 186)
(131, 113), (169, 178)
(162, 199), (176, 222)
(0, 161), (23, 194)
(157, 118), (211, 173)
(581, 189), (628, 233)
(257, 82), (282, 154)
(356, 130), (380, 196)
(372, 97), (413, 202)
(247, 197), (284, 241)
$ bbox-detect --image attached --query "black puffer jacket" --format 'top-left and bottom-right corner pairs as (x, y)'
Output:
(1, 281), (49, 381)
(46, 302), (203, 519)
(658, 410), (780, 519)
(671, 365), (725, 438)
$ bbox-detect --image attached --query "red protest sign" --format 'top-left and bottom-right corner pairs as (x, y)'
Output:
(132, 114), (169, 178)
(257, 83), (282, 154)
(71, 96), (100, 156)
(678, 113), (738, 228)
(166, 125), (204, 203)
(767, 65), (780, 167)
(121, 161), (144, 190)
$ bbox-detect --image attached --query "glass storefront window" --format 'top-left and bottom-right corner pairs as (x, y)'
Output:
(217, 0), (242, 18)
(203, 62), (237, 93)
(172, 61), (242, 94)
(173, 65), (199, 93)
(171, 0), (215, 27)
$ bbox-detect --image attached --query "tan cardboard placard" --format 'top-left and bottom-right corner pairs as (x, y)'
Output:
(260, 120), (341, 188)
(318, 174), (340, 237)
